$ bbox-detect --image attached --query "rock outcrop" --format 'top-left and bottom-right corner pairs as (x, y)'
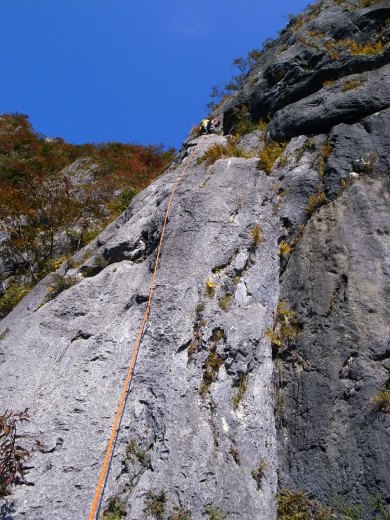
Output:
(1, 1), (389, 519)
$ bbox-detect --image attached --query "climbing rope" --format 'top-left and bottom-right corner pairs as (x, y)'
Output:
(88, 135), (206, 520)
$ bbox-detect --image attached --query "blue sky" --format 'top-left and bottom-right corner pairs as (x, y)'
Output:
(0, 1), (310, 149)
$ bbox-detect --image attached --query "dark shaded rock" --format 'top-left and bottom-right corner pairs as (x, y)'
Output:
(324, 108), (390, 197)
(277, 175), (390, 516)
(221, 1), (390, 135)
(268, 64), (390, 141)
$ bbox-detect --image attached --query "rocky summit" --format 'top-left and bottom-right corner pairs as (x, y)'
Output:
(0, 1), (389, 519)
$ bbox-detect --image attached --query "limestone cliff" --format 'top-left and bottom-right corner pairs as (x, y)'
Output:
(0, 1), (389, 519)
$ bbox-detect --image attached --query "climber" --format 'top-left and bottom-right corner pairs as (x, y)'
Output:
(200, 118), (212, 134)
(200, 118), (221, 135)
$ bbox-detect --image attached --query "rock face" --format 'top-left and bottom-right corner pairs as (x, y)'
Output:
(0, 1), (389, 519)
(277, 173), (390, 508)
(0, 136), (280, 520)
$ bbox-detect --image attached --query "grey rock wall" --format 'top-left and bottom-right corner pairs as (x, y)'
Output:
(277, 173), (390, 512)
(0, 136), (280, 520)
(1, 0), (389, 519)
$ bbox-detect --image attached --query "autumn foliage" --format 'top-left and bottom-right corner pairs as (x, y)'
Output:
(0, 113), (174, 314)
(0, 409), (30, 498)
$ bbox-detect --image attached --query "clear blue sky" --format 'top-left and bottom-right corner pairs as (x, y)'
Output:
(0, 1), (310, 149)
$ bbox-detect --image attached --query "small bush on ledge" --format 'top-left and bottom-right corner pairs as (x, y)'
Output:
(145, 491), (166, 518)
(266, 301), (301, 352)
(277, 488), (333, 520)
(337, 38), (385, 56)
(197, 139), (253, 166)
(258, 141), (288, 174)
(342, 77), (367, 91)
(251, 458), (269, 490)
(250, 224), (263, 247)
(306, 191), (326, 216)
(45, 274), (78, 302)
(279, 240), (293, 257)
(170, 507), (192, 520)
(103, 496), (126, 520)
(372, 390), (390, 414)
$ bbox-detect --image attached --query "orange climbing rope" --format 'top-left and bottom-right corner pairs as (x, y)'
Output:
(88, 135), (206, 520)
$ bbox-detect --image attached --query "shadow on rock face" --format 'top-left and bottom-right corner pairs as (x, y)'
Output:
(0, 502), (15, 520)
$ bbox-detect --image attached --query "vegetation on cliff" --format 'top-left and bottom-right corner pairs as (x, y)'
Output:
(0, 113), (174, 317)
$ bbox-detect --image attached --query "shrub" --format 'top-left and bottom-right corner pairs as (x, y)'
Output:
(103, 496), (126, 520)
(342, 77), (367, 91)
(48, 256), (67, 271)
(277, 488), (315, 520)
(318, 143), (333, 177)
(323, 80), (335, 88)
(372, 390), (390, 414)
(325, 40), (340, 60)
(190, 124), (202, 138)
(0, 409), (30, 498)
(212, 329), (224, 343)
(334, 498), (365, 519)
(45, 274), (78, 301)
(306, 191), (326, 216)
(306, 30), (325, 38)
(371, 496), (390, 519)
(199, 331), (225, 396)
(199, 345), (224, 396)
(232, 373), (248, 410)
(82, 255), (109, 278)
(188, 317), (206, 357)
(266, 301), (301, 351)
(146, 491), (166, 519)
(251, 458), (269, 490)
(250, 224), (263, 247)
(170, 507), (192, 520)
(258, 141), (288, 174)
(288, 15), (305, 31)
(197, 140), (253, 166)
(205, 507), (225, 520)
(258, 119), (268, 131)
(0, 113), (174, 299)
(218, 294), (233, 311)
(0, 283), (32, 319)
(126, 439), (148, 464)
(277, 489), (375, 519)
(111, 187), (138, 214)
(233, 105), (257, 137)
(205, 278), (217, 298)
(229, 446), (240, 464)
(338, 38), (385, 55)
(77, 226), (104, 248)
(359, 0), (382, 6)
(298, 35), (322, 51)
(279, 241), (293, 257)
